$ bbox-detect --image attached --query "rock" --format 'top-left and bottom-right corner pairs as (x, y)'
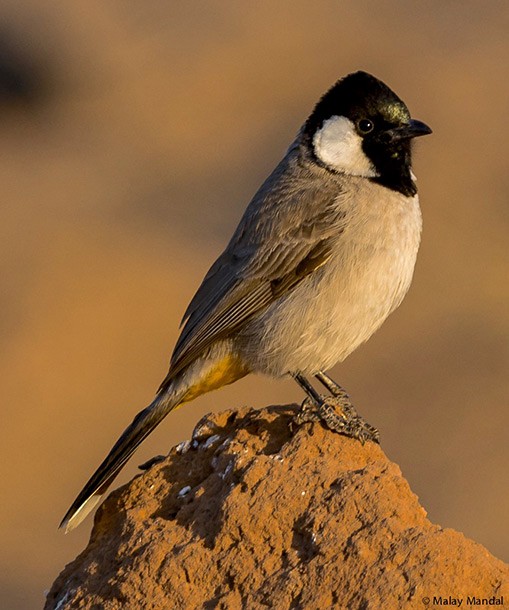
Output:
(45, 405), (509, 609)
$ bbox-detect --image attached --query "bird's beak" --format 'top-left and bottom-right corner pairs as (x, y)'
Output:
(381, 119), (432, 143)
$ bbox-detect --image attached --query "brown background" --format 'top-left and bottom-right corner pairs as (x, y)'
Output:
(0, 2), (508, 608)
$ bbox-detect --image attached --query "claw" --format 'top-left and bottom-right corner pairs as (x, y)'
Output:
(292, 372), (379, 444)
(292, 393), (379, 444)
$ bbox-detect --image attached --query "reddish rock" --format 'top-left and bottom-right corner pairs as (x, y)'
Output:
(45, 405), (509, 609)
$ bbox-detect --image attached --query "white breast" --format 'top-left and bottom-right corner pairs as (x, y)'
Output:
(240, 179), (422, 377)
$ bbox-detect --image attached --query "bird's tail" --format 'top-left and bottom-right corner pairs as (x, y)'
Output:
(59, 385), (186, 533)
(60, 351), (248, 532)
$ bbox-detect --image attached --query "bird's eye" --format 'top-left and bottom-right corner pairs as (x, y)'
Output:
(357, 119), (374, 134)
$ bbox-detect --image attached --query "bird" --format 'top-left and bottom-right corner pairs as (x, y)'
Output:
(60, 70), (431, 532)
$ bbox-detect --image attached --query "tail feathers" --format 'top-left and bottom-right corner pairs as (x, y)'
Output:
(60, 388), (183, 533)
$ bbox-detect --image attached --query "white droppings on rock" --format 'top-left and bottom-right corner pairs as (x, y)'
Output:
(178, 486), (191, 498)
(176, 440), (191, 455)
(202, 434), (221, 449)
(54, 589), (73, 610)
(220, 462), (234, 479)
(218, 437), (232, 451)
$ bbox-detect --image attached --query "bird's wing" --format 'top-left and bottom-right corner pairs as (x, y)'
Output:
(166, 239), (333, 379)
(159, 153), (346, 388)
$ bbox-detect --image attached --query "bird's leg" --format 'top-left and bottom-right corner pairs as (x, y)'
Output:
(292, 373), (323, 423)
(292, 372), (379, 444)
(315, 370), (351, 403)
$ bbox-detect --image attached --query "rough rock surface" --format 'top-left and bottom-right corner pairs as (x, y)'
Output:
(46, 405), (509, 609)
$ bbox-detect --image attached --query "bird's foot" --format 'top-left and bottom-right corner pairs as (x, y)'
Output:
(293, 394), (380, 444)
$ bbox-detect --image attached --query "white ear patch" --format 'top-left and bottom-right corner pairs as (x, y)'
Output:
(313, 115), (377, 177)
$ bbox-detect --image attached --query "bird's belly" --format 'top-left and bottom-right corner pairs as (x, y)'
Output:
(239, 201), (421, 376)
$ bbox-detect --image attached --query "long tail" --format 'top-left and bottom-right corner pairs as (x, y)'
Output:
(60, 386), (185, 533)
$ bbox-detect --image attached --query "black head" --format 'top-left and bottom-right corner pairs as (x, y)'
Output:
(304, 71), (431, 196)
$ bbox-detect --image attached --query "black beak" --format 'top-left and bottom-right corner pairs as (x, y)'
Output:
(381, 119), (432, 143)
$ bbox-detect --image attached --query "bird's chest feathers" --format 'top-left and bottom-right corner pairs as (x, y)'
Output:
(329, 186), (422, 302)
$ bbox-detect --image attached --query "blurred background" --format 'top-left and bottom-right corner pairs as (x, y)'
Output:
(0, 1), (508, 607)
